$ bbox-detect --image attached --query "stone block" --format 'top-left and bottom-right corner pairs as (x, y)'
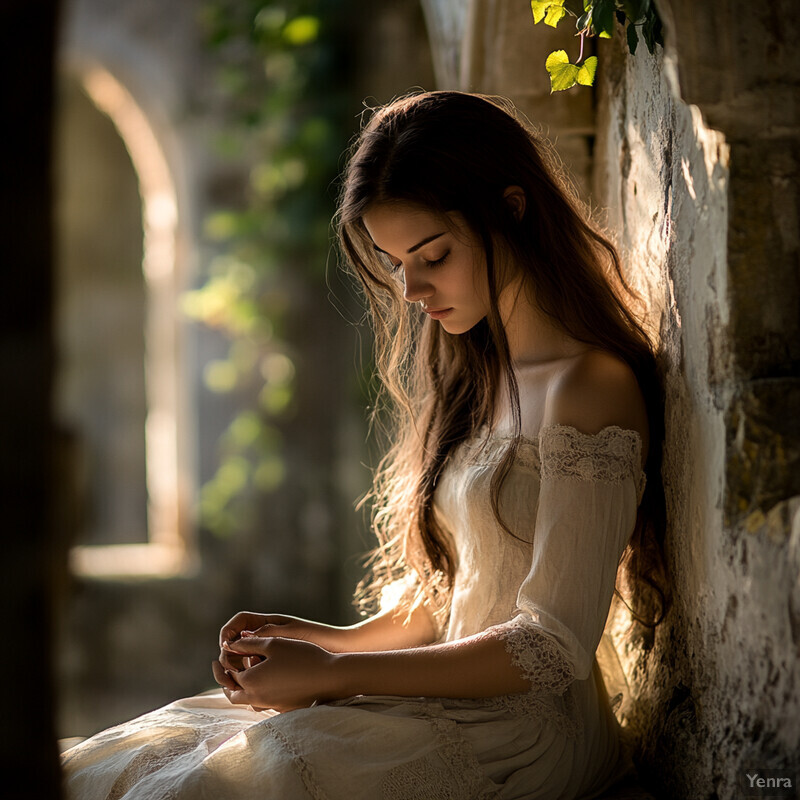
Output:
(726, 139), (800, 380)
(725, 378), (800, 534)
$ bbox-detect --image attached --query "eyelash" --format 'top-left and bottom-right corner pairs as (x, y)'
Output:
(423, 252), (449, 268)
(384, 251), (450, 274)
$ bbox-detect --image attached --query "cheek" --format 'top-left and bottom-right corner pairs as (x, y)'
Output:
(468, 259), (490, 306)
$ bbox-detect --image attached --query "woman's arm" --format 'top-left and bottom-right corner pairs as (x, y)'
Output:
(214, 629), (528, 713)
(216, 594), (439, 698)
(219, 602), (437, 658)
(334, 631), (530, 698)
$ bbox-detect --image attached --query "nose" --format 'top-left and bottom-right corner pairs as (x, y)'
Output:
(402, 265), (434, 304)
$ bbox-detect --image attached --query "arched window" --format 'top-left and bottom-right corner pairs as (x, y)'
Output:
(56, 66), (192, 577)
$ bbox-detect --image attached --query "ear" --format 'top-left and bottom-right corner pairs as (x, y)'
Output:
(503, 185), (526, 221)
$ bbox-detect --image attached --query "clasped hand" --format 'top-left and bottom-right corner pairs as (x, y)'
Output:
(212, 613), (340, 713)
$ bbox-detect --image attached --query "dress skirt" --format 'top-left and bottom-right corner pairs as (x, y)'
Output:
(62, 661), (631, 800)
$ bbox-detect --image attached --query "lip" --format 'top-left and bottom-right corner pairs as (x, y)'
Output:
(423, 307), (453, 320)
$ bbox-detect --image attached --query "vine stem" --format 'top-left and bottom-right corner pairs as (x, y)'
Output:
(578, 28), (585, 63)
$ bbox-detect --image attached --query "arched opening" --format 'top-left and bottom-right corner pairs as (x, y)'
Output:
(55, 66), (191, 578)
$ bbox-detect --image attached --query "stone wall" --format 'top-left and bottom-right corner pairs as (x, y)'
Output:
(594, 23), (796, 799)
(422, 0), (800, 797)
(610, 2), (800, 795)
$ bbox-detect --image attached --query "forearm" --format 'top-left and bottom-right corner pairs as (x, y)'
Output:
(331, 631), (529, 700)
(333, 604), (437, 652)
(269, 604), (437, 654)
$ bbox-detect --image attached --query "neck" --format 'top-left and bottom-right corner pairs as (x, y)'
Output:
(497, 274), (588, 365)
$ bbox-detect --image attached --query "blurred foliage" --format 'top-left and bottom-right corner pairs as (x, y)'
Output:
(531, 0), (663, 92)
(185, 0), (352, 536)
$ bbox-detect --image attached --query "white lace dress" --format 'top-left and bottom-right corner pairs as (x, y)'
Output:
(62, 424), (646, 800)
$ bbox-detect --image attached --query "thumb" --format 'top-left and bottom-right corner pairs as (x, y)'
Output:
(224, 636), (272, 656)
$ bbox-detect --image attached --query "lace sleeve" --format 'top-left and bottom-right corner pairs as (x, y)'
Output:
(485, 614), (575, 694)
(493, 424), (645, 690)
(537, 424), (646, 502)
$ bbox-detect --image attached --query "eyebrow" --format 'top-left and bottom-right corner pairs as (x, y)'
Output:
(372, 231), (446, 256)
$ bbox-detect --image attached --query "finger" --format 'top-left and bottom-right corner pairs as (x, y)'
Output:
(243, 625), (279, 641)
(226, 688), (252, 707)
(223, 675), (259, 708)
(211, 660), (240, 691)
(218, 648), (247, 672)
(212, 662), (242, 691)
(224, 636), (273, 656)
(220, 612), (264, 648)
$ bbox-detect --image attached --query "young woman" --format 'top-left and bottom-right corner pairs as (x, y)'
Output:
(63, 91), (668, 799)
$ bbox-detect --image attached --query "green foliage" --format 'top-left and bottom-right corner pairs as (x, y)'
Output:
(545, 51), (597, 91)
(532, 0), (663, 92)
(188, 0), (350, 536)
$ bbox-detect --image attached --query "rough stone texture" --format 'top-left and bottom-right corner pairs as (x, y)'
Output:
(596, 4), (800, 798)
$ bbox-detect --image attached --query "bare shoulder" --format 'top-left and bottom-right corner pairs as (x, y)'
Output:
(543, 349), (649, 458)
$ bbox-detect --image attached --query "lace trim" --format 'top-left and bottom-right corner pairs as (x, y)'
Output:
(540, 424), (646, 502)
(381, 756), (453, 800)
(454, 424), (646, 502)
(380, 715), (500, 799)
(481, 619), (582, 739)
(262, 722), (329, 800)
(486, 618), (574, 694)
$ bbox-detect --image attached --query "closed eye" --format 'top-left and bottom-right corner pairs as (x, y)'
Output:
(423, 251), (449, 268)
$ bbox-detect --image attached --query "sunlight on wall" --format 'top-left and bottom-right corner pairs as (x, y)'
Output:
(69, 66), (192, 578)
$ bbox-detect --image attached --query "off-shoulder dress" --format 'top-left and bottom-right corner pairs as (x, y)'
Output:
(62, 423), (646, 800)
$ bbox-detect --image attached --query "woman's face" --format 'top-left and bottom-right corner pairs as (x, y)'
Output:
(362, 203), (491, 335)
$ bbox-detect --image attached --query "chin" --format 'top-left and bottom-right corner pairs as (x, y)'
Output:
(440, 318), (479, 335)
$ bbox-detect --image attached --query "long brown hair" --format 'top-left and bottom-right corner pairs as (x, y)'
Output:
(336, 91), (669, 633)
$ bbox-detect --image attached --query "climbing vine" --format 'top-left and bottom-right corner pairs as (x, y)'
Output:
(183, 0), (351, 536)
(531, 0), (663, 92)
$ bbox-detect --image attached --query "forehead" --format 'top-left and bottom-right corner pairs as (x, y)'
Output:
(363, 203), (443, 239)
(362, 203), (467, 253)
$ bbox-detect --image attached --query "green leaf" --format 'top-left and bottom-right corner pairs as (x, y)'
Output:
(626, 20), (639, 54)
(531, 0), (564, 25)
(545, 4), (567, 26)
(576, 55), (598, 86)
(282, 15), (320, 46)
(546, 50), (580, 92)
(591, 0), (616, 38)
(531, 0), (548, 24)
